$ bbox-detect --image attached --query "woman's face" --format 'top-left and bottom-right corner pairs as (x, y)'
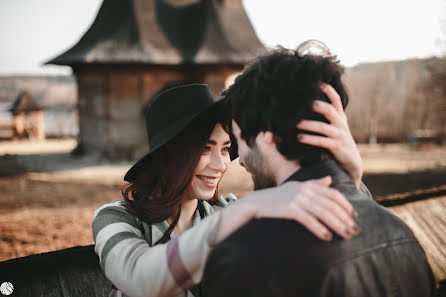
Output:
(191, 123), (231, 200)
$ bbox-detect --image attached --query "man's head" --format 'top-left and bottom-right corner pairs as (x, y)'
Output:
(225, 41), (349, 189)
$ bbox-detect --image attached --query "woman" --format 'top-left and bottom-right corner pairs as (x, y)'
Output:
(92, 83), (365, 297)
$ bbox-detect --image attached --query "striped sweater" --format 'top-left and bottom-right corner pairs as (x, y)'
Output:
(92, 195), (236, 297)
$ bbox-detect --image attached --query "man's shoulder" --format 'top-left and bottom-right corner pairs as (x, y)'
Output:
(212, 218), (323, 269)
(204, 165), (434, 296)
(214, 196), (418, 266)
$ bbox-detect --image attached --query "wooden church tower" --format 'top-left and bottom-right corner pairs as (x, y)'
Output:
(47, 0), (265, 160)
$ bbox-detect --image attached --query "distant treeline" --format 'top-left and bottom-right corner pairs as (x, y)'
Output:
(0, 57), (445, 143)
(344, 57), (446, 143)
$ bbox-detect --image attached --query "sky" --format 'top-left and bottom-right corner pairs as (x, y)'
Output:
(0, 0), (444, 75)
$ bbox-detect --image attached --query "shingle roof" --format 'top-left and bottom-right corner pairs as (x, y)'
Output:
(10, 91), (41, 115)
(46, 0), (266, 66)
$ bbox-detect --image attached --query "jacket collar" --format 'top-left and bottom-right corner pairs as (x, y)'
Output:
(284, 158), (353, 187)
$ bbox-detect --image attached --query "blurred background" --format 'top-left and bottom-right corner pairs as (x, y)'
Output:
(0, 0), (445, 290)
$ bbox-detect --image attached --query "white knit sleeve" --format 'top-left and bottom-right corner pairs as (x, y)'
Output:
(92, 200), (222, 297)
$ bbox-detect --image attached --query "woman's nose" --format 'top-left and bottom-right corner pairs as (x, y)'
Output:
(210, 151), (227, 172)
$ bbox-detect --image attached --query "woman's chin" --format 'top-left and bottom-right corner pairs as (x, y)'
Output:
(196, 194), (215, 201)
(194, 189), (217, 201)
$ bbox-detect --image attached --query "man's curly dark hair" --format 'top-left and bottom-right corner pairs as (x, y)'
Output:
(224, 40), (349, 166)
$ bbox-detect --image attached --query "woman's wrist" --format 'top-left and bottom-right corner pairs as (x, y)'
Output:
(351, 167), (363, 189)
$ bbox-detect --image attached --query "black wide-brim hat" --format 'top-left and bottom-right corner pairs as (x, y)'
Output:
(124, 83), (238, 182)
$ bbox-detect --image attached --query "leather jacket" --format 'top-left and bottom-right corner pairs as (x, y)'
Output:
(202, 159), (435, 297)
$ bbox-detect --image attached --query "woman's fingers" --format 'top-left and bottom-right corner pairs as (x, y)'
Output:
(294, 83), (363, 188)
(298, 134), (338, 151)
(312, 100), (346, 125)
(300, 188), (359, 240)
(257, 180), (360, 241)
(309, 182), (356, 217)
(305, 200), (359, 240)
(293, 208), (333, 242)
(290, 180), (360, 240)
(321, 83), (344, 113)
(297, 120), (340, 138)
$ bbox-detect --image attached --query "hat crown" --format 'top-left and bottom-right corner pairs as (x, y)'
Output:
(124, 83), (237, 182)
(146, 83), (216, 152)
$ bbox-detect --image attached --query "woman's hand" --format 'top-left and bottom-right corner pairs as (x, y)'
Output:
(216, 176), (359, 244)
(296, 83), (363, 188)
(252, 176), (359, 242)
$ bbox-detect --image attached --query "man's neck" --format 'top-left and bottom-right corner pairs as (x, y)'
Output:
(269, 152), (301, 186)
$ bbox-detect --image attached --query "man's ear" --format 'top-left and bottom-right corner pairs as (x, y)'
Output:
(263, 131), (275, 144)
(256, 130), (275, 147)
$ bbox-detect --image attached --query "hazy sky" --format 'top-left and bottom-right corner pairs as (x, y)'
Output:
(0, 0), (444, 75)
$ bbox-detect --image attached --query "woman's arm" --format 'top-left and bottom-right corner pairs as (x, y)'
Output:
(92, 200), (224, 297)
(216, 176), (359, 244)
(170, 179), (358, 294)
(93, 175), (358, 297)
(297, 83), (363, 188)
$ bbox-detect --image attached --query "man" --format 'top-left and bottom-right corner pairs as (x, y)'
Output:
(202, 42), (435, 297)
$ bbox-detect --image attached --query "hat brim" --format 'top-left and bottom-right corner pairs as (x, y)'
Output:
(124, 99), (238, 182)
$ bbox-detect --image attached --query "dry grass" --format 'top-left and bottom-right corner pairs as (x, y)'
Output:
(0, 207), (95, 261)
(0, 176), (121, 261)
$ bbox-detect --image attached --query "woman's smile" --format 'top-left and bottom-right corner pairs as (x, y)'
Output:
(196, 175), (220, 187)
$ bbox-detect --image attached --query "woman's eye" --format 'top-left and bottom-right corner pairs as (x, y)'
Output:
(222, 146), (231, 154)
(203, 146), (211, 153)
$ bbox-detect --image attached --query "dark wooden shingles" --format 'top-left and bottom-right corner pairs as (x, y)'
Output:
(389, 195), (446, 282)
(47, 0), (266, 66)
(408, 199), (446, 281)
(438, 195), (446, 209)
(390, 204), (445, 280)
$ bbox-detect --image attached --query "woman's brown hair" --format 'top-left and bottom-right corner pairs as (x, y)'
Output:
(121, 102), (230, 244)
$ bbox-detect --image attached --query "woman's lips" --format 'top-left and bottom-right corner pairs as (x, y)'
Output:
(196, 175), (219, 188)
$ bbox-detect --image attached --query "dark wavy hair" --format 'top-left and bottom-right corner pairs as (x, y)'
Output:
(121, 103), (230, 244)
(224, 40), (349, 166)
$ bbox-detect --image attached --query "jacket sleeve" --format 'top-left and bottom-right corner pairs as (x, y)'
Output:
(92, 200), (223, 297)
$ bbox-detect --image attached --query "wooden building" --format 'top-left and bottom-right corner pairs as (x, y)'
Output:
(46, 0), (266, 160)
(10, 91), (45, 141)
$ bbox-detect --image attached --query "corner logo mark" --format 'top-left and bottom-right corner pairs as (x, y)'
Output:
(0, 282), (13, 296)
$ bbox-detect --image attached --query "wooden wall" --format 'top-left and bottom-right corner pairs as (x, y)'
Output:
(75, 65), (241, 160)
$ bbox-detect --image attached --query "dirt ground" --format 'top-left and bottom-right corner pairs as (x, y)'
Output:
(0, 139), (445, 261)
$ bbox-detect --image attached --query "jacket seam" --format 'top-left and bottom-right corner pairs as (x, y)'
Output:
(327, 237), (420, 270)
